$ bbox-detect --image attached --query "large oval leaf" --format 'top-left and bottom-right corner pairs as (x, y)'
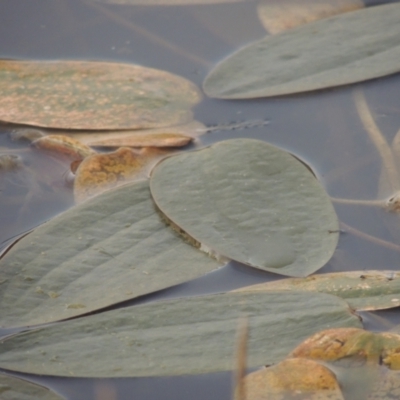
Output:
(0, 60), (201, 129)
(236, 270), (400, 311)
(0, 180), (222, 328)
(203, 3), (400, 99)
(150, 139), (339, 277)
(0, 291), (361, 377)
(0, 374), (64, 400)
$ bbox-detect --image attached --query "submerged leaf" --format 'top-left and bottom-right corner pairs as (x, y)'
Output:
(236, 270), (400, 311)
(203, 3), (400, 99)
(0, 59), (201, 129)
(150, 139), (338, 277)
(257, 0), (363, 34)
(64, 120), (206, 148)
(73, 147), (170, 202)
(0, 291), (361, 377)
(0, 180), (222, 328)
(238, 358), (344, 400)
(0, 374), (64, 400)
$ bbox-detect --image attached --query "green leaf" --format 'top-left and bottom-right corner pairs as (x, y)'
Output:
(0, 59), (201, 129)
(0, 180), (222, 328)
(0, 291), (361, 378)
(203, 3), (400, 99)
(0, 374), (64, 400)
(150, 138), (339, 277)
(236, 271), (400, 311)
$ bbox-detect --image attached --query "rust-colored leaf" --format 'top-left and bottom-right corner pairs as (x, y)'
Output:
(73, 147), (169, 202)
(32, 134), (96, 160)
(0, 59), (201, 130)
(238, 358), (344, 400)
(257, 0), (364, 34)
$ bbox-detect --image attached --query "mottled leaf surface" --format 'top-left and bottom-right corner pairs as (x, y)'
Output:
(203, 3), (400, 98)
(0, 60), (201, 129)
(150, 139), (338, 277)
(236, 270), (400, 311)
(0, 291), (361, 377)
(0, 374), (64, 400)
(0, 180), (221, 328)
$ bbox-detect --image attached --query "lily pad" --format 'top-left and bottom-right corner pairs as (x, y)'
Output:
(0, 59), (201, 129)
(0, 374), (64, 400)
(150, 139), (339, 277)
(0, 291), (361, 377)
(236, 270), (400, 311)
(257, 0), (363, 35)
(0, 180), (222, 328)
(203, 3), (400, 99)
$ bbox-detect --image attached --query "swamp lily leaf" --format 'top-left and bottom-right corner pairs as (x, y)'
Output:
(0, 374), (64, 400)
(0, 291), (361, 377)
(0, 59), (201, 129)
(203, 3), (400, 99)
(236, 270), (400, 311)
(257, 0), (363, 35)
(73, 147), (172, 202)
(150, 139), (339, 277)
(0, 180), (222, 328)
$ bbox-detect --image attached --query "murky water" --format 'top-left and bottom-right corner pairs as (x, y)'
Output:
(1, 1), (400, 399)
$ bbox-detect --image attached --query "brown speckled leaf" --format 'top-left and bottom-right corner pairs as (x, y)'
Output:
(0, 60), (201, 130)
(74, 147), (170, 202)
(257, 0), (363, 34)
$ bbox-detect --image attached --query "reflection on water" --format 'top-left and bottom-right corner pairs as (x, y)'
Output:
(1, 0), (400, 399)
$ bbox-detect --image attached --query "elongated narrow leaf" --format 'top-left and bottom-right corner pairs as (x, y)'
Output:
(236, 271), (400, 311)
(0, 291), (361, 377)
(0, 180), (222, 328)
(150, 139), (339, 277)
(0, 60), (201, 129)
(0, 374), (64, 400)
(203, 3), (400, 99)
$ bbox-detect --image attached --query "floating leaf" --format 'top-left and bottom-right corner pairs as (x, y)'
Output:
(150, 139), (339, 277)
(0, 60), (201, 129)
(0, 374), (64, 400)
(238, 358), (344, 400)
(236, 270), (400, 311)
(0, 180), (222, 328)
(257, 0), (363, 34)
(73, 147), (170, 202)
(90, 0), (244, 4)
(64, 120), (206, 148)
(32, 135), (96, 160)
(0, 291), (361, 377)
(203, 3), (400, 99)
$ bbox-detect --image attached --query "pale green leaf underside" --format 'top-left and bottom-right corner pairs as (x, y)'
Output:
(203, 3), (400, 98)
(0, 180), (221, 328)
(237, 270), (400, 311)
(150, 139), (339, 277)
(0, 374), (64, 400)
(0, 291), (361, 378)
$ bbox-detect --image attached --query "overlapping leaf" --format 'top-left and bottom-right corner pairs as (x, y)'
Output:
(0, 180), (222, 328)
(0, 374), (64, 400)
(150, 139), (339, 277)
(0, 60), (201, 129)
(203, 3), (400, 99)
(236, 270), (400, 311)
(0, 291), (361, 377)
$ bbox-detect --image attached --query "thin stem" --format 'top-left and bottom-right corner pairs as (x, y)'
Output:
(331, 197), (386, 207)
(353, 88), (400, 192)
(340, 221), (400, 253)
(234, 316), (248, 400)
